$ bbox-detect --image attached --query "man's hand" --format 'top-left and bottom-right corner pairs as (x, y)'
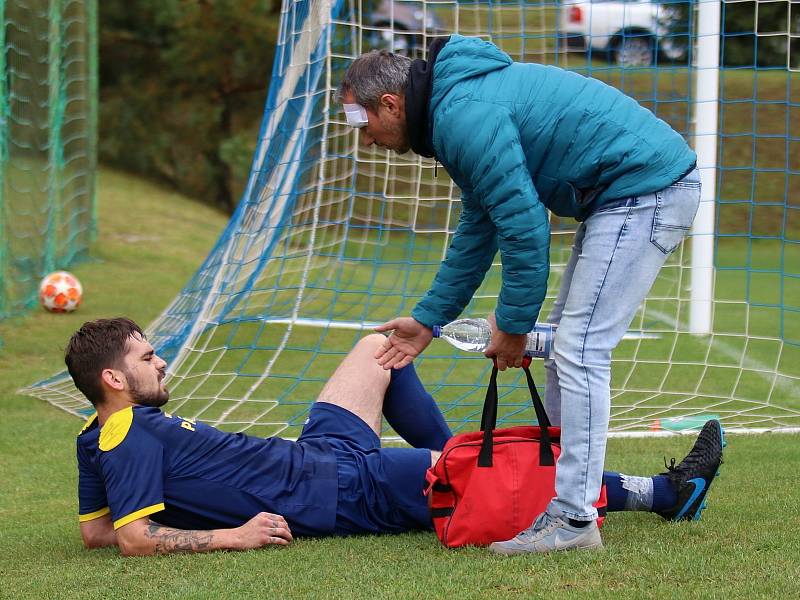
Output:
(374, 317), (433, 370)
(231, 512), (293, 550)
(485, 312), (527, 371)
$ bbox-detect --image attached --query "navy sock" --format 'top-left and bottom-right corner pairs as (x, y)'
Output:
(604, 471), (630, 512)
(384, 364), (452, 451)
(651, 474), (678, 513)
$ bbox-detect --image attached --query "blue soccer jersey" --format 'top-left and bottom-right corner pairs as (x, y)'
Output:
(76, 406), (338, 536)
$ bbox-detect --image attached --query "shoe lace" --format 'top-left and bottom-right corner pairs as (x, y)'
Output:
(663, 436), (710, 475)
(516, 512), (556, 543)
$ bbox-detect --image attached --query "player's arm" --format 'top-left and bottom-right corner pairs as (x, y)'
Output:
(80, 513), (117, 549)
(114, 511), (293, 556)
(77, 420), (117, 549)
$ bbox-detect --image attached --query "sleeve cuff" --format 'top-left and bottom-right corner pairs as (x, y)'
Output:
(78, 506), (110, 522)
(411, 306), (442, 330)
(113, 503), (166, 530)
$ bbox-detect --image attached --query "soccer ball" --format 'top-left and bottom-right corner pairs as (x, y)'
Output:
(39, 271), (83, 313)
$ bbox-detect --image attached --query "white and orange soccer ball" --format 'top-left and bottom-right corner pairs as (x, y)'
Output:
(39, 271), (83, 313)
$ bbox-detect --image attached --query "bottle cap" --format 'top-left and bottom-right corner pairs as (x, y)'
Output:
(432, 325), (442, 338)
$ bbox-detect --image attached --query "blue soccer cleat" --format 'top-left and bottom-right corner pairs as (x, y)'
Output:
(657, 419), (725, 522)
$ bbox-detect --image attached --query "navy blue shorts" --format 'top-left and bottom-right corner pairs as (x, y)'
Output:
(298, 402), (432, 535)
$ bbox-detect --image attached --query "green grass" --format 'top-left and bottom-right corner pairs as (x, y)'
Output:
(2, 168), (800, 598)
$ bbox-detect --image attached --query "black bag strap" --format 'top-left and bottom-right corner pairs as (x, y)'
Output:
(478, 360), (555, 467)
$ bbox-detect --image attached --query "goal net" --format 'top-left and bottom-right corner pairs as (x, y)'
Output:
(1, 0), (98, 318)
(23, 0), (800, 436)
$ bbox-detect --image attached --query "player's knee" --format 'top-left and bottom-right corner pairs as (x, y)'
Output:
(357, 333), (386, 353)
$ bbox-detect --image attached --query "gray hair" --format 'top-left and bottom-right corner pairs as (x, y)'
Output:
(336, 50), (412, 109)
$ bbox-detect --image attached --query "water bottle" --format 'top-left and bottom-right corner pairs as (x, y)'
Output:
(431, 317), (556, 359)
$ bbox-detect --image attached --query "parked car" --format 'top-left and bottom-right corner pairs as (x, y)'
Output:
(560, 0), (688, 66)
(366, 0), (443, 58)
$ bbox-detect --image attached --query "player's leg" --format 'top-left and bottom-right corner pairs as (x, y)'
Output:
(606, 419), (724, 518)
(314, 333), (452, 449)
(315, 333), (390, 435)
(301, 334), (440, 536)
(557, 418), (726, 517)
(383, 363), (452, 451)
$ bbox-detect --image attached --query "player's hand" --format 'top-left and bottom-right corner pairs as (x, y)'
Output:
(485, 312), (527, 371)
(233, 512), (292, 549)
(374, 317), (433, 370)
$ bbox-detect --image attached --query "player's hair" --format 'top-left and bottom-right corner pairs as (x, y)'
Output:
(65, 317), (145, 406)
(335, 49), (411, 109)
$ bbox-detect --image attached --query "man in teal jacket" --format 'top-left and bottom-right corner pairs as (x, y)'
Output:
(337, 36), (701, 553)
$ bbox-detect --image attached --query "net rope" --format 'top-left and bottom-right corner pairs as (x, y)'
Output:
(1, 0), (98, 318)
(22, 0), (800, 436)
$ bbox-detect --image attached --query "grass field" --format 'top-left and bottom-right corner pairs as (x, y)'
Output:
(2, 168), (800, 598)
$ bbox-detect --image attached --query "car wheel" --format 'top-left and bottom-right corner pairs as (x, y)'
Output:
(613, 36), (654, 67)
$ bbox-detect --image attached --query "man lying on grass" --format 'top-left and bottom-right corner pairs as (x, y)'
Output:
(68, 318), (724, 556)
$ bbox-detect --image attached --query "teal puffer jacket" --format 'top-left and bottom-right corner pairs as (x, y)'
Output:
(410, 35), (696, 334)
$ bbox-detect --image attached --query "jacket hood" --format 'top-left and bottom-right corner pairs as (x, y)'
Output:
(405, 35), (512, 158)
(429, 35), (513, 112)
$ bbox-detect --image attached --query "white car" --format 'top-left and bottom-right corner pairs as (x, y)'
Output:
(560, 0), (687, 67)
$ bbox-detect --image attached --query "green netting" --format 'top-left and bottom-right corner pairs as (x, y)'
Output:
(21, 0), (800, 435)
(0, 0), (97, 318)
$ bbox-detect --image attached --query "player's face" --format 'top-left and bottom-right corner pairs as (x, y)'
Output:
(121, 333), (169, 407)
(342, 91), (410, 154)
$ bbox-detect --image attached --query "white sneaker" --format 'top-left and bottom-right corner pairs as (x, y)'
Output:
(489, 511), (603, 555)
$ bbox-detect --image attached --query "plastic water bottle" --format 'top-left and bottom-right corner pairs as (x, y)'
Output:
(431, 317), (556, 359)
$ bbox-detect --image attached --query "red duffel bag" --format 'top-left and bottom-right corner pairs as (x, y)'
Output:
(425, 361), (607, 548)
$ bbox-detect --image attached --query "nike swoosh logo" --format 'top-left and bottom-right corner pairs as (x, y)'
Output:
(553, 527), (584, 550)
(674, 477), (706, 520)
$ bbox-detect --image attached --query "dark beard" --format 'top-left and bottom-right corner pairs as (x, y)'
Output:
(126, 370), (169, 407)
(130, 387), (169, 407)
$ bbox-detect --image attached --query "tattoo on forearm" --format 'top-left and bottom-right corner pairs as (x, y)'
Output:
(145, 523), (215, 554)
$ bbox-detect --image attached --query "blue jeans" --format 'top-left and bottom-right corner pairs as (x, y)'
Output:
(543, 169), (701, 520)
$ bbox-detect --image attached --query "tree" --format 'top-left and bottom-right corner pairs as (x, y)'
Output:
(99, 0), (280, 210)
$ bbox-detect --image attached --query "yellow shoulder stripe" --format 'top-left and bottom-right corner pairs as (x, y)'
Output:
(78, 413), (98, 435)
(99, 406), (134, 451)
(113, 503), (166, 530)
(78, 507), (110, 522)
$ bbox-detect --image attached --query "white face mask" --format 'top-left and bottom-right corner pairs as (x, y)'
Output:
(343, 103), (369, 128)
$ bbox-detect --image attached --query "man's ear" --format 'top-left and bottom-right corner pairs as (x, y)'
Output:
(379, 93), (404, 118)
(101, 368), (125, 392)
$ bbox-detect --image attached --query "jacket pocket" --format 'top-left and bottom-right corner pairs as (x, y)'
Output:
(650, 179), (701, 255)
